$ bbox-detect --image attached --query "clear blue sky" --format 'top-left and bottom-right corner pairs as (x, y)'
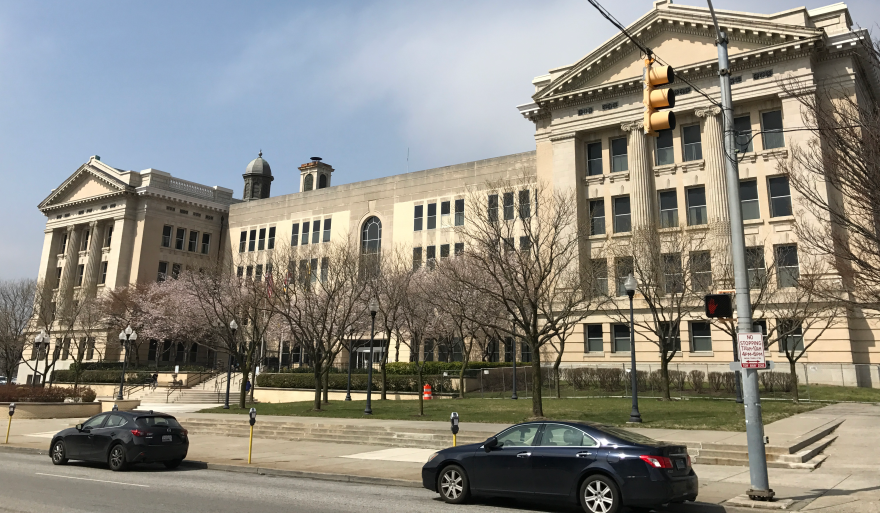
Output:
(0, 0), (876, 279)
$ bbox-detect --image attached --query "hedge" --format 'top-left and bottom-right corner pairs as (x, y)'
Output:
(256, 373), (452, 393)
(71, 362), (211, 372)
(385, 361), (524, 375)
(53, 369), (154, 384)
(0, 385), (96, 403)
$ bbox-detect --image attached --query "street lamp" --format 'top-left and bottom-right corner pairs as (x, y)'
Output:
(624, 274), (641, 423)
(509, 314), (518, 400)
(33, 330), (46, 387)
(117, 325), (138, 400)
(364, 299), (379, 415)
(224, 320), (238, 410)
(345, 329), (354, 401)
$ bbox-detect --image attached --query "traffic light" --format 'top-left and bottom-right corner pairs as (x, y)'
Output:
(704, 294), (733, 319)
(643, 58), (676, 136)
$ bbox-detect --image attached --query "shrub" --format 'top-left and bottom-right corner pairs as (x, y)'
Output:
(688, 370), (705, 393)
(256, 373), (451, 393)
(648, 370), (664, 391)
(596, 368), (623, 392)
(635, 370), (649, 392)
(760, 371), (775, 393)
(53, 370), (153, 384)
(563, 367), (597, 390)
(707, 372), (724, 393)
(775, 372), (794, 392)
(722, 373), (737, 394)
(0, 385), (84, 403)
(669, 370), (687, 392)
(79, 387), (97, 403)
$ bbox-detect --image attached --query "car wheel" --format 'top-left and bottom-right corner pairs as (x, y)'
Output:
(163, 458), (183, 469)
(108, 444), (127, 472)
(438, 464), (470, 504)
(579, 474), (620, 513)
(51, 440), (68, 465)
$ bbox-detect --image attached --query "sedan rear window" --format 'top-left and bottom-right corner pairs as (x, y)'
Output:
(598, 425), (658, 445)
(136, 416), (181, 428)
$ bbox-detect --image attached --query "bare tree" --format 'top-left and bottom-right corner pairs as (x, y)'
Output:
(66, 293), (108, 392)
(0, 279), (37, 383)
(372, 248), (411, 400)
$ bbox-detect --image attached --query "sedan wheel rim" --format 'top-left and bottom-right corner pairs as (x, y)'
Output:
(52, 443), (63, 462)
(110, 448), (123, 467)
(441, 470), (463, 499)
(584, 480), (614, 513)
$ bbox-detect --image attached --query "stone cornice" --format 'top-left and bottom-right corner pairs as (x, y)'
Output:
(40, 190), (130, 213)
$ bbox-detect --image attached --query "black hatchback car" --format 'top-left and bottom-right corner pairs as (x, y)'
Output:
(49, 410), (189, 471)
(423, 421), (697, 513)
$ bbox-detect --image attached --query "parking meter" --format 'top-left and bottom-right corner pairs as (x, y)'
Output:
(451, 412), (459, 447)
(8, 403), (13, 417)
(112, 403), (118, 412)
(249, 407), (257, 426)
(4, 403), (14, 444)
(247, 407), (257, 464)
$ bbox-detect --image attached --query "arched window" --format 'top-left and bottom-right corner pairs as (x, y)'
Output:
(361, 216), (382, 254)
(303, 174), (314, 191)
(318, 174), (327, 189)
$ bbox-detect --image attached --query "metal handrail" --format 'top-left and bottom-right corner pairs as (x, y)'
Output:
(166, 380), (184, 403)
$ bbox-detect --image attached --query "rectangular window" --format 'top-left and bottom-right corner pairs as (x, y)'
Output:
(81, 229), (90, 251)
(775, 244), (799, 288)
(585, 324), (603, 353)
(690, 250), (712, 291)
(746, 247), (767, 289)
(454, 243), (464, 257)
(454, 199), (464, 226)
(175, 228), (186, 250)
(301, 222), (310, 245)
(611, 137), (628, 172)
(426, 245), (436, 270)
(99, 261), (108, 285)
(778, 320), (804, 352)
(616, 256), (633, 297)
(768, 177), (792, 217)
(238, 231), (247, 252)
(690, 321), (713, 352)
(267, 227), (276, 249)
(659, 322), (682, 351)
(503, 192), (514, 220)
(312, 220), (321, 244)
(761, 110), (784, 149)
(157, 261), (168, 282)
(734, 115), (753, 153)
(682, 124), (703, 161)
(587, 142), (603, 176)
(188, 230), (199, 252)
(55, 267), (62, 288)
(248, 229), (256, 252)
(686, 187), (707, 226)
(201, 233), (211, 255)
(291, 223), (299, 246)
(76, 264), (85, 286)
(589, 199), (605, 235)
(591, 258), (608, 294)
(60, 233), (68, 254)
(61, 339), (70, 360)
(753, 320), (769, 347)
(740, 180), (760, 220)
(427, 203), (437, 230)
(255, 264), (263, 282)
(488, 194), (498, 223)
(663, 253), (683, 294)
(320, 257), (329, 282)
(441, 201), (451, 228)
(237, 266), (243, 278)
(246, 265), (253, 279)
(613, 196), (631, 233)
(440, 244), (450, 259)
(613, 324), (630, 352)
(322, 219), (331, 242)
(171, 263), (181, 279)
(519, 190), (531, 219)
(412, 247), (422, 270)
(104, 226), (113, 248)
(503, 237), (515, 253)
(414, 205), (423, 231)
(656, 129), (674, 166)
(658, 190), (678, 228)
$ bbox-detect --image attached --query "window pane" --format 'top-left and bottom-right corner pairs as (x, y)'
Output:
(587, 143), (603, 176)
(768, 177), (792, 217)
(762, 110), (784, 149)
(775, 245), (799, 287)
(687, 187), (707, 226)
(589, 199), (605, 236)
(613, 197), (630, 234)
(454, 199), (464, 226)
(691, 322), (712, 352)
(591, 259), (608, 294)
(414, 205), (423, 231)
(312, 220), (321, 244)
(613, 324), (630, 352)
(611, 138), (628, 172)
(322, 219), (331, 242)
(503, 192), (514, 220)
(734, 116), (753, 153)
(739, 180), (760, 220)
(615, 257), (633, 296)
(291, 224), (299, 247)
(658, 190), (678, 228)
(586, 324), (603, 353)
(519, 190), (531, 219)
(488, 194), (498, 223)
(656, 129), (674, 166)
(690, 251), (712, 291)
(682, 125), (703, 161)
(427, 203), (436, 229)
(746, 247), (767, 289)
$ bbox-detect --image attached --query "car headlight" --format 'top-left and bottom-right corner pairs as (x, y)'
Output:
(428, 452), (439, 462)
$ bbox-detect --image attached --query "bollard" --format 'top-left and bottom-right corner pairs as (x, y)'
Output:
(5, 403), (14, 444)
(450, 412), (459, 447)
(248, 407), (256, 464)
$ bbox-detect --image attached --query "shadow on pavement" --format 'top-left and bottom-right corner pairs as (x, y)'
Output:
(63, 461), (202, 473)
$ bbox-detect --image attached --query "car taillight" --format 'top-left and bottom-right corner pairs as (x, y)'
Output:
(181, 429), (188, 437)
(130, 429), (145, 437)
(640, 455), (673, 469)
(687, 455), (692, 467)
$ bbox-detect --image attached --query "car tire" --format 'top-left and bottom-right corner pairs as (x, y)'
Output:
(437, 464), (470, 504)
(163, 458), (183, 469)
(579, 474), (620, 513)
(51, 440), (68, 465)
(108, 444), (128, 472)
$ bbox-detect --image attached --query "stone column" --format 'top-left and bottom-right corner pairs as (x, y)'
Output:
(56, 225), (81, 319)
(696, 107), (733, 278)
(621, 120), (656, 230)
(80, 221), (103, 296)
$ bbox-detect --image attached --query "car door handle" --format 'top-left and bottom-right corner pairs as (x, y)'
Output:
(577, 452), (593, 458)
(516, 452), (531, 458)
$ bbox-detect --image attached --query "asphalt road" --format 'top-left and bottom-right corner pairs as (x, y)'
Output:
(0, 452), (585, 513)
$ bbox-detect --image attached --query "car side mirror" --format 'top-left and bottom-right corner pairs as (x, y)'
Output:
(484, 436), (498, 452)
(75, 424), (84, 431)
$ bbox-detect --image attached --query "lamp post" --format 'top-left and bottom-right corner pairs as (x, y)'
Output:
(117, 326), (138, 401)
(345, 330), (354, 401)
(509, 314), (518, 400)
(364, 299), (378, 415)
(624, 274), (641, 423)
(224, 320), (238, 410)
(33, 330), (46, 387)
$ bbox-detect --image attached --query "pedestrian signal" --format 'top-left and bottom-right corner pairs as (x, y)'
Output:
(704, 294), (733, 318)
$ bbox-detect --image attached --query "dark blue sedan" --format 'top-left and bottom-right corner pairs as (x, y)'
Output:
(49, 410), (189, 471)
(422, 421), (697, 513)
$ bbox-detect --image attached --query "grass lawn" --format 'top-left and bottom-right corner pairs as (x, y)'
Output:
(199, 396), (822, 432)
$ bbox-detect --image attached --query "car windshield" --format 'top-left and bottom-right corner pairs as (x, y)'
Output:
(136, 416), (181, 428)
(596, 425), (659, 446)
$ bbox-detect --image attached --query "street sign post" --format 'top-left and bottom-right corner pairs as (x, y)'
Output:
(738, 333), (766, 369)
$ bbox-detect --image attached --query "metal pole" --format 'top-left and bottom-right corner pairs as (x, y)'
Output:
(223, 329), (236, 409)
(248, 425), (254, 464)
(365, 312), (376, 415)
(116, 338), (128, 401)
(4, 415), (11, 444)
(732, 328), (743, 403)
(628, 293), (641, 423)
(345, 338), (353, 401)
(708, 0), (773, 499)
(511, 325), (518, 400)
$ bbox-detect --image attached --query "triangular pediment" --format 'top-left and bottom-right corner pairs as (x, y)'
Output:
(534, 3), (824, 103)
(39, 161), (131, 211)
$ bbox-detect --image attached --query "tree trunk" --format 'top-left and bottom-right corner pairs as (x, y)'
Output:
(417, 364), (424, 416)
(313, 359), (323, 411)
(790, 359), (800, 404)
(553, 343), (564, 399)
(530, 342), (543, 417)
(249, 359), (257, 404)
(322, 364), (330, 404)
(238, 363), (249, 408)
(660, 357), (671, 400)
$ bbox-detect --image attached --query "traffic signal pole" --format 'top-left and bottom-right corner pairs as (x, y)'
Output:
(708, 0), (774, 500)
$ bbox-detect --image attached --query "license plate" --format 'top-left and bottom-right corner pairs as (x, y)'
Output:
(675, 459), (686, 469)
(162, 435), (173, 442)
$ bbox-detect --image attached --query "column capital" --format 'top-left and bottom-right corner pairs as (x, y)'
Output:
(88, 220), (99, 228)
(621, 120), (644, 132)
(695, 106), (722, 118)
(66, 225), (76, 232)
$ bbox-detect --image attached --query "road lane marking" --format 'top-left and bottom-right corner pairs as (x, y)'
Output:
(35, 472), (150, 487)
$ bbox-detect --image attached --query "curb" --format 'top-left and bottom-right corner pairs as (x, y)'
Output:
(179, 460), (422, 488)
(0, 445), (47, 456)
